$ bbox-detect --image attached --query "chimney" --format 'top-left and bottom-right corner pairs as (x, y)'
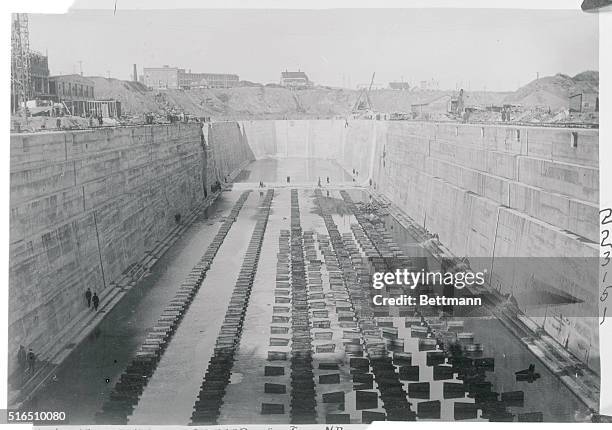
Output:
(133, 64), (138, 82)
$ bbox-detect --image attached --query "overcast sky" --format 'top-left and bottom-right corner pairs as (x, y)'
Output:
(28, 8), (598, 91)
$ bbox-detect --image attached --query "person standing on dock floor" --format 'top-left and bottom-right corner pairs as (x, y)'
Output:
(27, 348), (36, 373)
(92, 293), (100, 311)
(85, 288), (92, 308)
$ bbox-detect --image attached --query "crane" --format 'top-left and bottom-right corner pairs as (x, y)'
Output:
(352, 72), (375, 113)
(11, 13), (31, 121)
(368, 72), (376, 92)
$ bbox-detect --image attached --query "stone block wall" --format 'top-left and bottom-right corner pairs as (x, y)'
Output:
(9, 122), (254, 371)
(366, 121), (599, 366)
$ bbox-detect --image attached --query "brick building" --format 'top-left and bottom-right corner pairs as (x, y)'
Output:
(49, 74), (119, 118)
(143, 66), (180, 89)
(49, 74), (95, 101)
(179, 71), (239, 89)
(143, 65), (239, 89)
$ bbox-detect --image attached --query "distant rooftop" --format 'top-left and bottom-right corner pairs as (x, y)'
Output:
(282, 71), (309, 80)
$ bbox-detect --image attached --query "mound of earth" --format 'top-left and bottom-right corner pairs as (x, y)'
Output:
(84, 71), (598, 122)
(503, 71), (598, 110)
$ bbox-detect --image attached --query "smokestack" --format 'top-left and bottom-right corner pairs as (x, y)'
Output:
(133, 64), (138, 82)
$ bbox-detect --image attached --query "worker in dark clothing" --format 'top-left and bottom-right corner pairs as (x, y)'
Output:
(326, 176), (330, 184)
(85, 288), (92, 308)
(17, 345), (26, 372)
(92, 293), (100, 311)
(286, 176), (290, 183)
(27, 349), (36, 373)
(98, 114), (103, 126)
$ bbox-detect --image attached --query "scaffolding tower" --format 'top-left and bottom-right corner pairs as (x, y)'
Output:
(11, 13), (31, 120)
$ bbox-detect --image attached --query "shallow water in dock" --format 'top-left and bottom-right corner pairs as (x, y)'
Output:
(236, 158), (352, 184)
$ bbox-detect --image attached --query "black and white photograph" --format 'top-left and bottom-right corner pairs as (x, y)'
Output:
(4, 0), (612, 427)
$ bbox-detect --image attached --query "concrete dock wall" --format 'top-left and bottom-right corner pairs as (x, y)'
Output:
(241, 119), (600, 365)
(9, 123), (254, 369)
(9, 119), (599, 371)
(241, 119), (597, 239)
(364, 122), (599, 365)
(206, 122), (255, 187)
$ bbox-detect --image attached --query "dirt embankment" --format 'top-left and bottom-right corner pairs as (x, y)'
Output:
(85, 71), (600, 124)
